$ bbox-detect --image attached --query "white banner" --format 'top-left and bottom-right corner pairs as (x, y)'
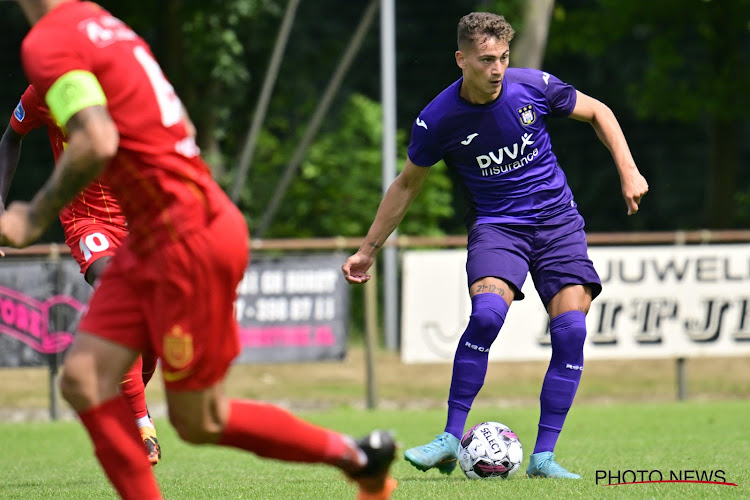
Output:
(401, 245), (750, 363)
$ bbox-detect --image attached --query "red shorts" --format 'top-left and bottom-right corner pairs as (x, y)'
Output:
(65, 224), (128, 277)
(78, 206), (250, 391)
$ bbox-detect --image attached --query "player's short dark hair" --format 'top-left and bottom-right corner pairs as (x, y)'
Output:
(457, 12), (515, 51)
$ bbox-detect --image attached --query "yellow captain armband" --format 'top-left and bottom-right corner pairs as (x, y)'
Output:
(45, 70), (108, 128)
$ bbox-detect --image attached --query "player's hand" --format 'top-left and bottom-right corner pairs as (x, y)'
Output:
(621, 169), (649, 215)
(342, 253), (375, 284)
(0, 202), (44, 249)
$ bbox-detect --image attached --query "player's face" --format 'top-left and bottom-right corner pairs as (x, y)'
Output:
(455, 36), (510, 104)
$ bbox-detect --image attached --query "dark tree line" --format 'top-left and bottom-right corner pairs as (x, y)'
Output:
(0, 0), (747, 243)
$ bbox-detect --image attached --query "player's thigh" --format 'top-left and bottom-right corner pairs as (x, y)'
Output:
(469, 276), (515, 306)
(61, 331), (140, 407)
(149, 207), (248, 391)
(531, 211), (601, 306)
(78, 250), (151, 354)
(84, 255), (111, 286)
(467, 223), (531, 300)
(547, 284), (593, 318)
(165, 383), (228, 442)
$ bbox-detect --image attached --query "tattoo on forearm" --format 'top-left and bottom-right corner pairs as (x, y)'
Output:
(368, 242), (381, 249)
(30, 108), (108, 228)
(31, 166), (93, 227)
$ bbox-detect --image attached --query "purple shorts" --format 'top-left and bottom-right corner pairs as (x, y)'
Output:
(466, 209), (601, 305)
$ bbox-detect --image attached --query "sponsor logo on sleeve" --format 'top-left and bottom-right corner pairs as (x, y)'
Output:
(13, 101), (25, 122)
(461, 133), (479, 146)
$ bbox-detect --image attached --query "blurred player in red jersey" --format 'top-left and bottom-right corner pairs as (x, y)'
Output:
(1, 2), (396, 499)
(0, 84), (162, 466)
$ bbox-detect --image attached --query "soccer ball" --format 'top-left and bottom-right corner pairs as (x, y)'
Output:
(458, 421), (523, 479)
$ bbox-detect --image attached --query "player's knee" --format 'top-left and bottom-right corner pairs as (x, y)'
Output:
(550, 311), (587, 352)
(553, 324), (587, 354)
(462, 305), (505, 345)
(59, 364), (94, 409)
(471, 306), (504, 330)
(58, 369), (81, 403)
(168, 412), (206, 444)
(168, 408), (222, 444)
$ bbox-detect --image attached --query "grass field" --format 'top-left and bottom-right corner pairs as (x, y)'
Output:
(3, 347), (750, 419)
(1, 347), (749, 498)
(1, 401), (748, 499)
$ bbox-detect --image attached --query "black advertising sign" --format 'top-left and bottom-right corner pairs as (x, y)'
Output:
(0, 258), (91, 367)
(0, 253), (350, 367)
(233, 254), (350, 363)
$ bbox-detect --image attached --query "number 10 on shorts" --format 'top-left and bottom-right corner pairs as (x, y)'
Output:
(79, 232), (111, 261)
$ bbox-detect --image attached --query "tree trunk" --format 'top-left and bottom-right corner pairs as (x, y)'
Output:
(510, 0), (555, 69)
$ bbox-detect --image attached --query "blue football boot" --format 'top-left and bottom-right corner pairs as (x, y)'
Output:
(526, 451), (581, 479)
(403, 432), (459, 474)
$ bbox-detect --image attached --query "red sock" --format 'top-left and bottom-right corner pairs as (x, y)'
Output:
(217, 399), (352, 465)
(120, 357), (149, 420)
(78, 396), (161, 500)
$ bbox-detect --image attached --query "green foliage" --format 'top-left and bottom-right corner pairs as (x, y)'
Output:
(178, 1), (282, 143)
(737, 188), (750, 222)
(5, 0), (748, 235)
(97, 0), (286, 163)
(485, 0), (532, 34)
(231, 93), (454, 238)
(545, 0), (750, 229)
(549, 0), (750, 122)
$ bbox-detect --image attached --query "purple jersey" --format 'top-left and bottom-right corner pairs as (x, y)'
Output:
(408, 68), (578, 226)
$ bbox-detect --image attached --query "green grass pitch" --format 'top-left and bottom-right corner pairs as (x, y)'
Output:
(1, 400), (748, 499)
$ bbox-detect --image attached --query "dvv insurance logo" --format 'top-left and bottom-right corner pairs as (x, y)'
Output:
(595, 469), (737, 487)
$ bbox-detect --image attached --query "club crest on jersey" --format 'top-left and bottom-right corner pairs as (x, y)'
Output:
(13, 101), (25, 122)
(517, 104), (536, 126)
(163, 325), (194, 370)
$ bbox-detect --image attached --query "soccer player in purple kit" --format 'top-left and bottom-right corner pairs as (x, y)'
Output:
(342, 12), (648, 479)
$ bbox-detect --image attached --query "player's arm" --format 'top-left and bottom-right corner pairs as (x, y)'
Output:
(0, 124), (25, 212)
(342, 157), (430, 284)
(0, 71), (118, 248)
(569, 90), (648, 215)
(30, 105), (118, 223)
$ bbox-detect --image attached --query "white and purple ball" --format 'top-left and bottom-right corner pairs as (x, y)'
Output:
(458, 421), (523, 480)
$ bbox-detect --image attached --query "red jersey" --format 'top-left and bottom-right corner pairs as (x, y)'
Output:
(9, 84), (128, 235)
(21, 2), (232, 254)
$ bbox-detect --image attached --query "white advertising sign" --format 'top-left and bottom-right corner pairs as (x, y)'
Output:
(401, 245), (750, 363)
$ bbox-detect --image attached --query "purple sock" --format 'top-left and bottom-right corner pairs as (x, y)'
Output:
(534, 310), (587, 454)
(445, 293), (508, 439)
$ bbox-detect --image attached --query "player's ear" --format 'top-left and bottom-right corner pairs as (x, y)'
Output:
(455, 50), (465, 69)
